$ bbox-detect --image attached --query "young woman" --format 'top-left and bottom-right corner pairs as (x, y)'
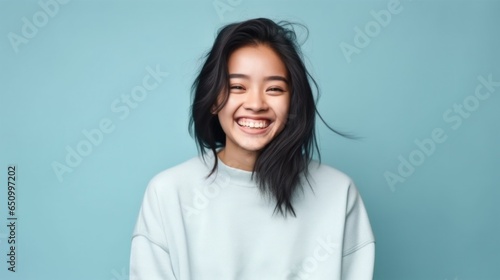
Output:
(130, 18), (375, 280)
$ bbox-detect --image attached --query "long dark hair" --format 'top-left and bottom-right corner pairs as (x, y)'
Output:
(189, 18), (352, 218)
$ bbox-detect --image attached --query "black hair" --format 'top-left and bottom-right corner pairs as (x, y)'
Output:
(189, 18), (352, 218)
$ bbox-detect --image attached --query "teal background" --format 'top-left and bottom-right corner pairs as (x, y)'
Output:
(1, 0), (499, 279)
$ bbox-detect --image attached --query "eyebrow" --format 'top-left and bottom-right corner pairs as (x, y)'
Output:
(229, 73), (288, 83)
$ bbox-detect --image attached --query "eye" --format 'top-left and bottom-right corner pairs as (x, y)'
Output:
(230, 85), (245, 91)
(267, 87), (285, 93)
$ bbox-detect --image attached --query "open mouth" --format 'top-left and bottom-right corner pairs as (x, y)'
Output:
(236, 117), (272, 129)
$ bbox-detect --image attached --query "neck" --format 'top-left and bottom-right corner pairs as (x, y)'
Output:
(217, 146), (259, 171)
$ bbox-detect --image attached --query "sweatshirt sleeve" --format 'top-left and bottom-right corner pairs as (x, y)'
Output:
(130, 182), (177, 280)
(341, 181), (375, 280)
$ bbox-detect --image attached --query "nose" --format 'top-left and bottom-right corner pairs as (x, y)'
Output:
(243, 88), (268, 111)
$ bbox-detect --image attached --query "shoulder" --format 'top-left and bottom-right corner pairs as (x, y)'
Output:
(146, 155), (212, 194)
(303, 159), (367, 204)
(306, 159), (354, 190)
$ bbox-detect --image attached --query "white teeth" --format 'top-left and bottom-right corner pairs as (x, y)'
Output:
(237, 119), (270, 129)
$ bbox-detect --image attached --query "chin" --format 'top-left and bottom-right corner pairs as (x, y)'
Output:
(236, 140), (270, 153)
(240, 144), (267, 152)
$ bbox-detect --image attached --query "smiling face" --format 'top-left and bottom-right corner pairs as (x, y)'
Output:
(215, 44), (290, 166)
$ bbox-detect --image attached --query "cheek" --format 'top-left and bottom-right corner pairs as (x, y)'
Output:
(217, 102), (237, 126)
(274, 98), (291, 122)
(213, 91), (230, 111)
(217, 110), (231, 126)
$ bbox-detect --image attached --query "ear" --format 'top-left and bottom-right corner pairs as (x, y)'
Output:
(210, 105), (218, 115)
(211, 92), (225, 114)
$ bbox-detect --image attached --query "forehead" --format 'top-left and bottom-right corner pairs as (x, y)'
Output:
(227, 44), (288, 77)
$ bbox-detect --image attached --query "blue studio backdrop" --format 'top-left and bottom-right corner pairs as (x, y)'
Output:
(1, 0), (499, 279)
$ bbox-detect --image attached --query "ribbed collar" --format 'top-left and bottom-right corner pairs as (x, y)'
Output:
(203, 149), (258, 188)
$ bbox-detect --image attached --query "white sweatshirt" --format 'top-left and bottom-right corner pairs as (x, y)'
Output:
(130, 152), (375, 280)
